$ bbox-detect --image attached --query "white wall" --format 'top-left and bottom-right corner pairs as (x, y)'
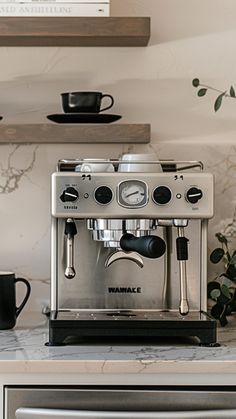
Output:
(0, 0), (236, 311)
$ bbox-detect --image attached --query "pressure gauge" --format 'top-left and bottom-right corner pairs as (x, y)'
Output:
(118, 180), (148, 208)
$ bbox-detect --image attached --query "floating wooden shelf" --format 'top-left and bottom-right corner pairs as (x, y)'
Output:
(0, 17), (150, 46)
(0, 124), (150, 144)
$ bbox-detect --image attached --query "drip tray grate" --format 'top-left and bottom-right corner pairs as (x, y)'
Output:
(55, 310), (210, 322)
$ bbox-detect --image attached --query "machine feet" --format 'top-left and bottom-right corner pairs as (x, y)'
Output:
(199, 342), (221, 347)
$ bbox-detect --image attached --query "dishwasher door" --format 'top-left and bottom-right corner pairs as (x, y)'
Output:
(5, 387), (236, 419)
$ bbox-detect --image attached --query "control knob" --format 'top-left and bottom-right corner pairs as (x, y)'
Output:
(186, 187), (203, 204)
(94, 186), (113, 205)
(153, 186), (172, 205)
(60, 187), (79, 203)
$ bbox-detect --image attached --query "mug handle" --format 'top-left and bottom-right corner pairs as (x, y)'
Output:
(100, 94), (114, 112)
(14, 278), (31, 318)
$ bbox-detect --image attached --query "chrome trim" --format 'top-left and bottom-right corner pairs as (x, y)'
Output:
(50, 217), (58, 312)
(87, 219), (156, 231)
(7, 387), (236, 419)
(57, 159), (204, 172)
(105, 250), (144, 268)
(15, 408), (236, 419)
(176, 223), (189, 316)
(201, 219), (208, 312)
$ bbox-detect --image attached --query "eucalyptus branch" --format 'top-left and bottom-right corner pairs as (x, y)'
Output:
(192, 78), (236, 111)
(199, 83), (232, 98)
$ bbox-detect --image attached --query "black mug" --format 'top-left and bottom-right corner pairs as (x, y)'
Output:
(0, 272), (31, 330)
(61, 91), (114, 113)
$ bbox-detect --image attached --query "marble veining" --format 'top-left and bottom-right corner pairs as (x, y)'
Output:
(0, 145), (38, 194)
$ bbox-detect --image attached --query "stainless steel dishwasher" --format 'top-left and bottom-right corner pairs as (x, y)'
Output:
(5, 386), (236, 419)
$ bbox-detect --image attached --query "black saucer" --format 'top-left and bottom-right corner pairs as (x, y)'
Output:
(47, 113), (122, 124)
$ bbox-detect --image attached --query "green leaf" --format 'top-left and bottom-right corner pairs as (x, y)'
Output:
(198, 88), (207, 97)
(230, 86), (236, 97)
(216, 233), (228, 246)
(218, 292), (231, 305)
(210, 289), (221, 300)
(192, 78), (200, 87)
(221, 284), (231, 299)
(225, 305), (233, 316)
(225, 250), (232, 263)
(214, 92), (226, 112)
(221, 275), (233, 288)
(207, 281), (221, 298)
(229, 298), (236, 312)
(219, 313), (228, 327)
(211, 303), (224, 319)
(226, 264), (236, 282)
(230, 252), (236, 265)
(210, 248), (225, 264)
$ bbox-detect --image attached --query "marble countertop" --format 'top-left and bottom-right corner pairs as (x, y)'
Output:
(0, 312), (236, 375)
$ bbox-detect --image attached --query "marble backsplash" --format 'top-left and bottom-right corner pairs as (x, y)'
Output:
(1, 142), (235, 312)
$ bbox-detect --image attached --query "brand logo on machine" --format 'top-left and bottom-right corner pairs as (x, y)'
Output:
(64, 205), (78, 210)
(108, 287), (142, 294)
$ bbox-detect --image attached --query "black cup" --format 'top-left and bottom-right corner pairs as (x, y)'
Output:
(61, 91), (114, 114)
(0, 272), (31, 330)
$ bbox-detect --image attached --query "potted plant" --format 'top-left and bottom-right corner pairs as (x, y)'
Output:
(208, 233), (236, 326)
(192, 78), (236, 325)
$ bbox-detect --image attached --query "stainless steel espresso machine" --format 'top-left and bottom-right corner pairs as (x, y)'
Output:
(49, 156), (217, 346)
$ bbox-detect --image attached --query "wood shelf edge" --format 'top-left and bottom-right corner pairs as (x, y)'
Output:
(0, 123), (151, 144)
(0, 17), (151, 47)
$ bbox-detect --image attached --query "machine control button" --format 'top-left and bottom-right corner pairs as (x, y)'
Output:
(60, 187), (79, 203)
(153, 186), (172, 205)
(186, 187), (203, 204)
(94, 186), (113, 205)
(176, 193), (182, 199)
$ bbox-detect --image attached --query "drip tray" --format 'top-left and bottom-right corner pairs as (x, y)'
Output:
(49, 310), (217, 346)
(54, 310), (211, 322)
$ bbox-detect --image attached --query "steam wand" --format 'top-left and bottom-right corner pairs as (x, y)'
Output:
(64, 218), (77, 279)
(174, 220), (189, 315)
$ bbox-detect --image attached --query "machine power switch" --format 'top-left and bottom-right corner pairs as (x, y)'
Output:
(186, 187), (203, 204)
(60, 187), (79, 203)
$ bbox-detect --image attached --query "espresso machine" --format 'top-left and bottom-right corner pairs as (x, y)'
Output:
(49, 156), (217, 346)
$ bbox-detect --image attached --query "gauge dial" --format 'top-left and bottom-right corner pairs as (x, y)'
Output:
(118, 180), (148, 208)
